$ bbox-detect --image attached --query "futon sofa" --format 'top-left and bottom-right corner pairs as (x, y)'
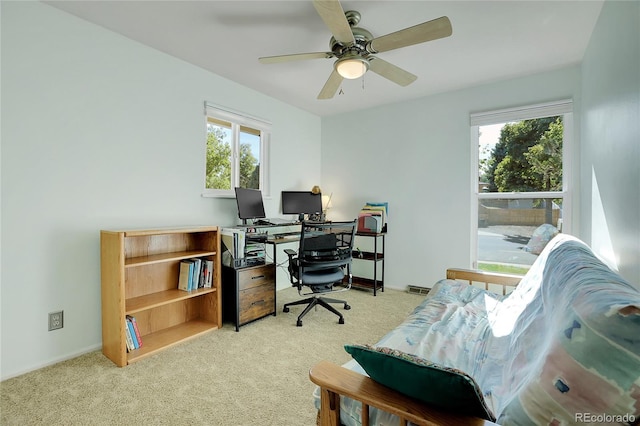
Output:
(311, 234), (640, 425)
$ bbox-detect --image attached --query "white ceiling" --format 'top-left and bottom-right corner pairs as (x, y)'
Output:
(46, 1), (604, 117)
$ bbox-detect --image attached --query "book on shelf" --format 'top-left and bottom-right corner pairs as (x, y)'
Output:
(178, 257), (214, 291)
(191, 258), (202, 290)
(178, 260), (192, 291)
(126, 315), (143, 348)
(124, 319), (135, 352)
(126, 316), (139, 349)
(204, 259), (214, 288)
(199, 260), (206, 289)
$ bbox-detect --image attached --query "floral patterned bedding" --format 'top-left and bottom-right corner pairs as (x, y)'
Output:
(313, 234), (640, 425)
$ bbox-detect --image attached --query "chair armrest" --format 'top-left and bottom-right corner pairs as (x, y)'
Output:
(446, 268), (522, 295)
(309, 361), (498, 426)
(284, 248), (297, 261)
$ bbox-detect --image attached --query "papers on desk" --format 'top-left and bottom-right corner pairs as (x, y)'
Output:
(221, 228), (245, 267)
(270, 233), (298, 241)
(264, 217), (294, 225)
(358, 202), (389, 233)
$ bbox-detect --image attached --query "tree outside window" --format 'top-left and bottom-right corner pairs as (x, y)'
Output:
(203, 105), (270, 197)
(472, 100), (572, 275)
(206, 121), (232, 190)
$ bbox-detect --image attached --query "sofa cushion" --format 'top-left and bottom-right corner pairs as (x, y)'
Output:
(344, 344), (495, 421)
(495, 236), (640, 424)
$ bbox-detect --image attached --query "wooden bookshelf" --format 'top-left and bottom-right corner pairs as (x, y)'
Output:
(100, 226), (222, 367)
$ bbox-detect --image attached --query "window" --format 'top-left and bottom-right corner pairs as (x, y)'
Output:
(470, 100), (573, 275)
(203, 103), (271, 197)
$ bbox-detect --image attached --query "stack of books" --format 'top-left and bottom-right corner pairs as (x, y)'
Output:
(125, 315), (142, 352)
(177, 258), (214, 291)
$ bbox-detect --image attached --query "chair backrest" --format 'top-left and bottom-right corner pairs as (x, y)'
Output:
(298, 220), (357, 269)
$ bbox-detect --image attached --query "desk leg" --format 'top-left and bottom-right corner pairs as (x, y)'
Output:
(381, 234), (385, 293)
(272, 247), (278, 315)
(373, 237), (378, 296)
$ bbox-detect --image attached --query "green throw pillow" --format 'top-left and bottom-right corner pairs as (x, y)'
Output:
(344, 344), (495, 421)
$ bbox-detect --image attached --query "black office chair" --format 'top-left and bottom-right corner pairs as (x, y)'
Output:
(283, 220), (357, 326)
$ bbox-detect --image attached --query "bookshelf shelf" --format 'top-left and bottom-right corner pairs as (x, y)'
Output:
(101, 226), (222, 367)
(126, 319), (217, 364)
(125, 250), (217, 268)
(126, 287), (217, 314)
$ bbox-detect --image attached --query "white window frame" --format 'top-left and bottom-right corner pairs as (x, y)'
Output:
(202, 102), (271, 198)
(469, 99), (573, 269)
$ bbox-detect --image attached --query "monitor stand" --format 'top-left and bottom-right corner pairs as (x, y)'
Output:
(298, 214), (305, 223)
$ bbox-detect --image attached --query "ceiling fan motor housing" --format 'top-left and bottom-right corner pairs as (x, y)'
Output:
(330, 26), (373, 59)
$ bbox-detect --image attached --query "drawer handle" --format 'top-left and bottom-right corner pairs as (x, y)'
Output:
(251, 275), (265, 280)
(251, 300), (265, 306)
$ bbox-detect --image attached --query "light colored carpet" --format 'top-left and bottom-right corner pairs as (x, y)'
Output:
(1, 287), (424, 425)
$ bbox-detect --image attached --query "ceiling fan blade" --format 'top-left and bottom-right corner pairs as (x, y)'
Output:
(317, 70), (344, 99)
(368, 57), (417, 87)
(368, 16), (452, 53)
(259, 52), (333, 64)
(313, 0), (355, 45)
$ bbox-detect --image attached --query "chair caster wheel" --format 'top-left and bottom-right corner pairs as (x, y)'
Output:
(344, 304), (351, 310)
(297, 320), (303, 327)
(283, 307), (290, 313)
(338, 318), (345, 324)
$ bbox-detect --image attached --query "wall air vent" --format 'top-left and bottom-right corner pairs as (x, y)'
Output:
(407, 285), (430, 295)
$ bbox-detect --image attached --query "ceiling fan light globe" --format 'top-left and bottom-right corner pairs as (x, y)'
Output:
(335, 57), (369, 79)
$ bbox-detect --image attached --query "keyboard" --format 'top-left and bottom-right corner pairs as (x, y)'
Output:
(273, 232), (299, 240)
(253, 218), (295, 226)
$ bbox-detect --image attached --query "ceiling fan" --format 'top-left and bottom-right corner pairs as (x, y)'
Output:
(258, 0), (453, 100)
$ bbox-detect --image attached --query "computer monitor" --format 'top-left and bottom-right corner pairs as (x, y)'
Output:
(281, 191), (323, 222)
(235, 187), (266, 224)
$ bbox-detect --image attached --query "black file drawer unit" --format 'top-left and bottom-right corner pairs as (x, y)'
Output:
(222, 263), (276, 331)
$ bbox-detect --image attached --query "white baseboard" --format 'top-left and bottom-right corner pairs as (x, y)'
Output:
(1, 343), (102, 381)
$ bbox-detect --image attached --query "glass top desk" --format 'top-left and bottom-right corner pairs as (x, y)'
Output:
(234, 223), (301, 290)
(263, 226), (386, 295)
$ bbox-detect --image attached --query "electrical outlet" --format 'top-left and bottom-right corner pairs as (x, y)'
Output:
(48, 311), (63, 331)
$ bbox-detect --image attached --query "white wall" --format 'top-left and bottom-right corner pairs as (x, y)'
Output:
(0, 2), (321, 379)
(321, 66), (583, 290)
(580, 0), (640, 283)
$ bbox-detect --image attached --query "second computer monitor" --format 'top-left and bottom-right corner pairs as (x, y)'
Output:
(281, 191), (322, 222)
